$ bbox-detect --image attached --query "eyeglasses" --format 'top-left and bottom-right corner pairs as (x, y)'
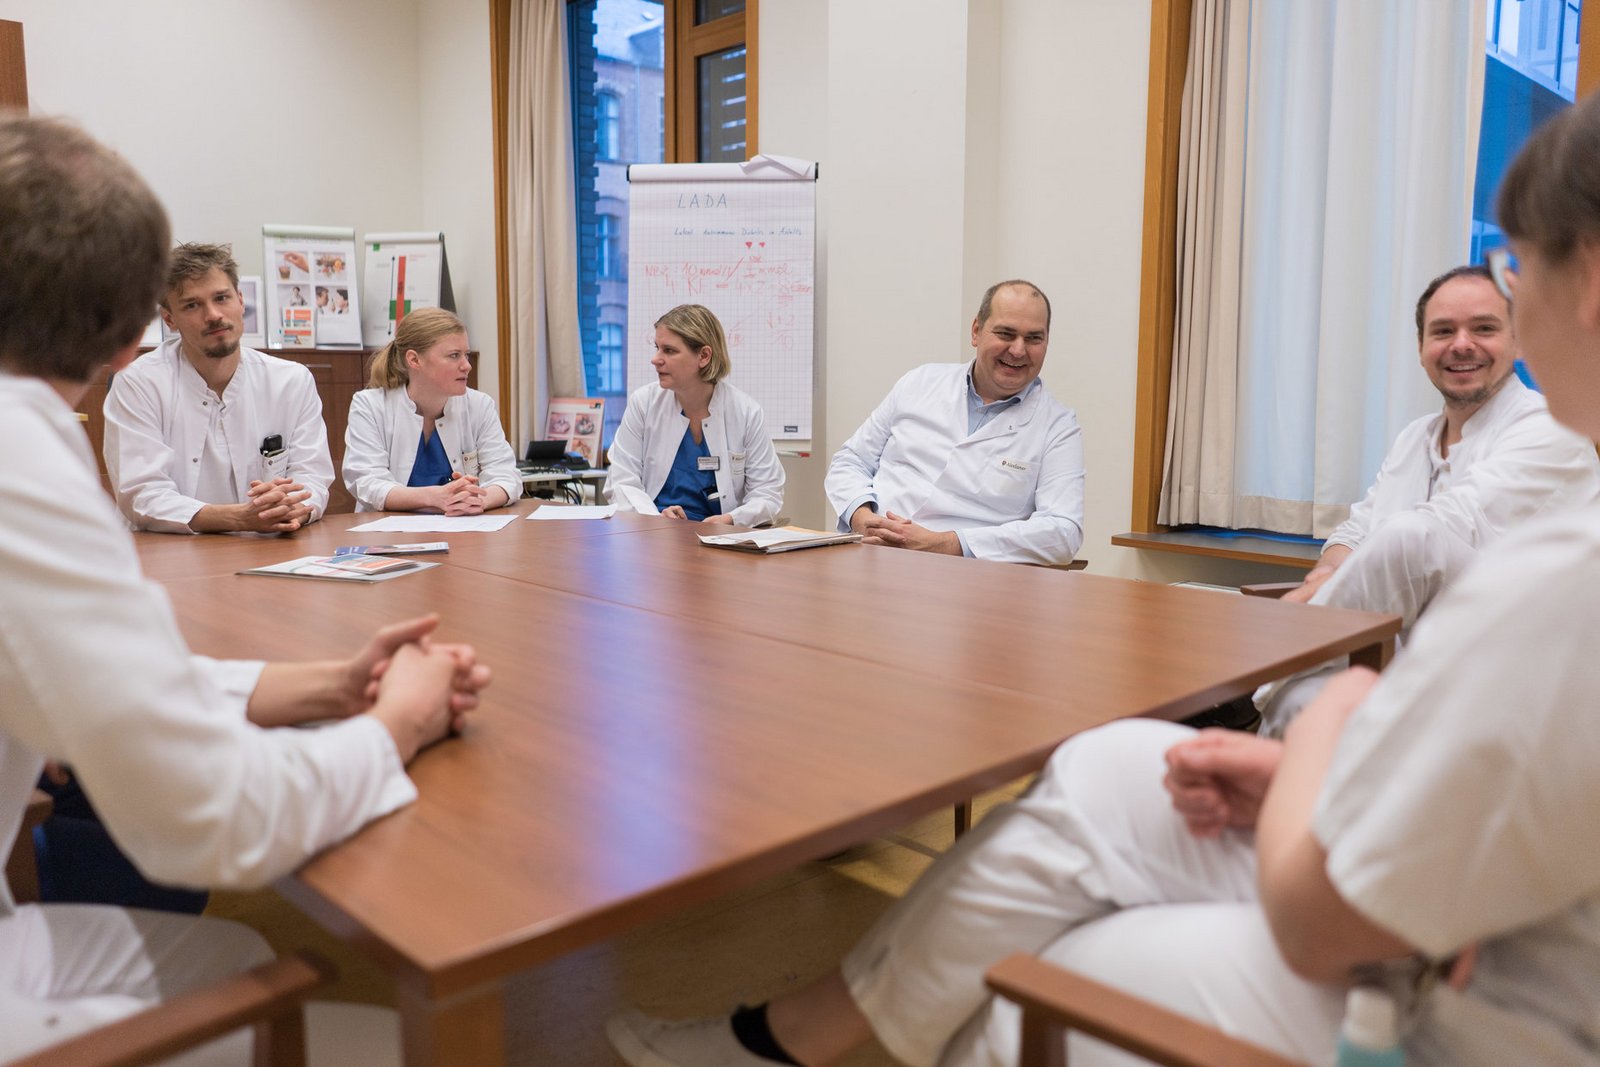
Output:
(1486, 247), (1518, 303)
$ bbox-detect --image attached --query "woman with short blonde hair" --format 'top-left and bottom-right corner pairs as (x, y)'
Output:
(605, 304), (784, 525)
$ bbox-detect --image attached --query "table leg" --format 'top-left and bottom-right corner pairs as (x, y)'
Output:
(1348, 636), (1394, 672)
(397, 979), (506, 1067)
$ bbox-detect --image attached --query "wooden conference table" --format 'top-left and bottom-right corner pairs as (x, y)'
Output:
(134, 503), (1398, 1067)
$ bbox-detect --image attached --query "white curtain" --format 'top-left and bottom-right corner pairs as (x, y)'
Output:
(1159, 0), (1487, 536)
(506, 0), (584, 450)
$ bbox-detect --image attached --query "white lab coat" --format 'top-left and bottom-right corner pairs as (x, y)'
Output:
(605, 380), (786, 527)
(343, 386), (522, 512)
(1325, 376), (1600, 556)
(825, 362), (1085, 565)
(103, 339), (334, 533)
(1, 369), (414, 1061)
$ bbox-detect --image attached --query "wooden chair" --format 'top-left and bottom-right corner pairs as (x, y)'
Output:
(985, 953), (1308, 1067)
(7, 789), (336, 1067)
(1239, 582), (1300, 599)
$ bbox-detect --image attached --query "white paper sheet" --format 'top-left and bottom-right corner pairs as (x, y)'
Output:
(348, 515), (519, 532)
(525, 505), (617, 521)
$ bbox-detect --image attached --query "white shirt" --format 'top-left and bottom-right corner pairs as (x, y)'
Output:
(1325, 377), (1600, 555)
(825, 361), (1085, 565)
(1315, 504), (1600, 1066)
(0, 370), (414, 911)
(103, 338), (334, 533)
(605, 380), (786, 527)
(343, 386), (522, 512)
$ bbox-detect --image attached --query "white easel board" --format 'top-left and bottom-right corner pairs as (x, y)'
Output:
(361, 231), (456, 346)
(626, 156), (817, 441)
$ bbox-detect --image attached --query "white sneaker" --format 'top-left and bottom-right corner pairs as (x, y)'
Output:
(606, 1009), (785, 1067)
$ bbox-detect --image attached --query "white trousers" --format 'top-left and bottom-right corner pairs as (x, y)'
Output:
(0, 904), (400, 1066)
(841, 719), (1344, 1067)
(0, 904), (267, 1065)
(1257, 512), (1475, 735)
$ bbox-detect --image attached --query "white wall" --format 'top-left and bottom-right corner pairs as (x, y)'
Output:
(0, 0), (499, 397)
(760, 0), (1303, 584)
(417, 0), (500, 396)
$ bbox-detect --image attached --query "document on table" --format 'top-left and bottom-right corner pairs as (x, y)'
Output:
(526, 504), (618, 521)
(348, 515), (519, 533)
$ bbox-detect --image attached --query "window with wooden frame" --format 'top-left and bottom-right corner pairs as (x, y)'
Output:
(1120, 0), (1600, 568)
(488, 0), (757, 442)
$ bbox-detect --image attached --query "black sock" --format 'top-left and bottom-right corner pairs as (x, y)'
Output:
(730, 1003), (801, 1065)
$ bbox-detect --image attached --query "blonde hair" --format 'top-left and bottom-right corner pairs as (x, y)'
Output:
(655, 304), (730, 384)
(368, 307), (468, 389)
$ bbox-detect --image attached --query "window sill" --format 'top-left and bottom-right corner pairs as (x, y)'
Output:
(1112, 530), (1321, 570)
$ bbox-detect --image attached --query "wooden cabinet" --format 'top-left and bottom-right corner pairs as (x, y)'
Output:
(78, 347), (477, 517)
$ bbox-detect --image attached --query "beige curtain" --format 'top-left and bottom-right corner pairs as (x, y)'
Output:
(1159, 0), (1247, 530)
(1159, 0), (1486, 536)
(506, 0), (583, 450)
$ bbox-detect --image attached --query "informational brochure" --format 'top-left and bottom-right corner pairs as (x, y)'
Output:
(278, 305), (314, 348)
(263, 225), (363, 347)
(360, 231), (455, 346)
(238, 555), (439, 582)
(697, 527), (862, 554)
(545, 397), (605, 469)
(332, 543), (450, 556)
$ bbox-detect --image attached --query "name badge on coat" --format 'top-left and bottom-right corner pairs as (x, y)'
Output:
(698, 456), (721, 471)
(258, 450), (290, 482)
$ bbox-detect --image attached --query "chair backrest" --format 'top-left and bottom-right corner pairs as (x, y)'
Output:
(5, 788), (52, 904)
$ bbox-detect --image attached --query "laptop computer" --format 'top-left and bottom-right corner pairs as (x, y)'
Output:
(519, 440), (587, 473)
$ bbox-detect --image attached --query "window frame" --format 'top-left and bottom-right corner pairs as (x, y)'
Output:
(665, 0), (757, 163)
(597, 88), (622, 160)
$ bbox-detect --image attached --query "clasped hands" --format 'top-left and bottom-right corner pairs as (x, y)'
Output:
(344, 615), (492, 764)
(427, 472), (492, 515)
(1162, 667), (1379, 838)
(240, 477), (313, 532)
(659, 505), (732, 524)
(849, 505), (961, 555)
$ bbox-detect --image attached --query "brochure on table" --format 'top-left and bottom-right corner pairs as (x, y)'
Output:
(262, 224), (363, 348)
(698, 527), (862, 554)
(361, 231), (456, 346)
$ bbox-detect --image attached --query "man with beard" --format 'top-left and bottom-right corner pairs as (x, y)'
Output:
(1250, 264), (1600, 733)
(105, 243), (333, 533)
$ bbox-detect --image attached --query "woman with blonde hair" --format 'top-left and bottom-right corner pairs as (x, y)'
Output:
(343, 307), (520, 513)
(606, 304), (784, 524)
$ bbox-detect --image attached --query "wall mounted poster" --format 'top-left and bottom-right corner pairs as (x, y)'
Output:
(262, 224), (362, 348)
(361, 231), (455, 346)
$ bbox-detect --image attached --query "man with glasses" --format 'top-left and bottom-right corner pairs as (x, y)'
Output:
(1254, 262), (1600, 733)
(824, 279), (1086, 565)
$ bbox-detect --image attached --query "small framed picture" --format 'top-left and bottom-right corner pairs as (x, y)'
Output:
(237, 275), (266, 349)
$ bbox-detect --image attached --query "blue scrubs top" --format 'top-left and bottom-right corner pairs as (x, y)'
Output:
(653, 425), (721, 520)
(408, 429), (453, 487)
